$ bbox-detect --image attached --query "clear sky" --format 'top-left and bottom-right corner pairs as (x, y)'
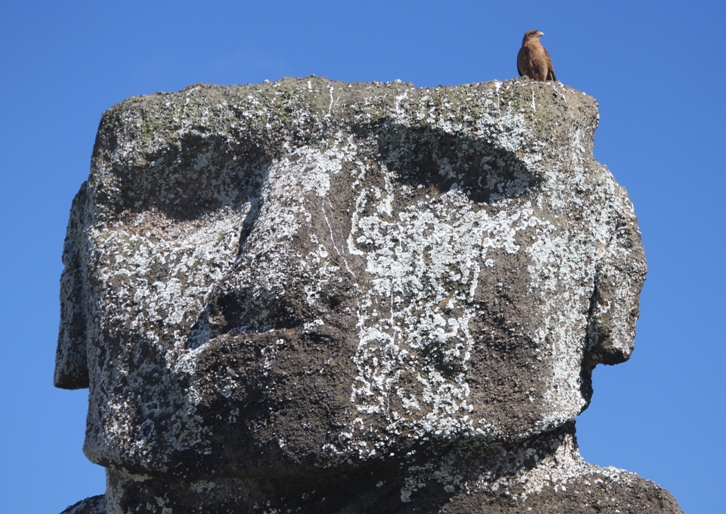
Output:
(1, 1), (723, 512)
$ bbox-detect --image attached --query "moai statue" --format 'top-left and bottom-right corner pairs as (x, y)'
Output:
(56, 78), (681, 514)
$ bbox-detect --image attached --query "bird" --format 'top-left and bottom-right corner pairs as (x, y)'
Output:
(517, 30), (556, 82)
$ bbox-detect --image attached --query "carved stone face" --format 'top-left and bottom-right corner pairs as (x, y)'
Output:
(55, 80), (646, 480)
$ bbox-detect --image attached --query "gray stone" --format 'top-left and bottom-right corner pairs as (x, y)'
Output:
(56, 77), (681, 513)
(60, 495), (105, 514)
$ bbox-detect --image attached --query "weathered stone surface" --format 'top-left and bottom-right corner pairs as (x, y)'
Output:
(56, 77), (681, 513)
(60, 495), (105, 514)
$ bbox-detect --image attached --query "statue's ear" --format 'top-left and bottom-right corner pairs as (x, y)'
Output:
(585, 215), (647, 367)
(55, 182), (90, 389)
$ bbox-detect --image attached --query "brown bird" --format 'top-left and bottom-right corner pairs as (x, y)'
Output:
(517, 30), (556, 81)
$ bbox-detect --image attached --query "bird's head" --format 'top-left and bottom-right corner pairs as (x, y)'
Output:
(522, 30), (545, 44)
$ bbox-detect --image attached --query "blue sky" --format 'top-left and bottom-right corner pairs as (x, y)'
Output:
(1, 1), (723, 512)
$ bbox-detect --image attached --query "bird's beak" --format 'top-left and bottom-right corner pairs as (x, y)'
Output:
(538, 31), (545, 37)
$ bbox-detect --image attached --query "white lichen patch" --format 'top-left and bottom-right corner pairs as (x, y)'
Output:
(474, 432), (636, 503)
(399, 453), (465, 503)
(89, 206), (246, 348)
(344, 178), (550, 446)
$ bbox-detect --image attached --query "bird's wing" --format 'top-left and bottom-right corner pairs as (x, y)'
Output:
(516, 49), (525, 77)
(544, 47), (556, 81)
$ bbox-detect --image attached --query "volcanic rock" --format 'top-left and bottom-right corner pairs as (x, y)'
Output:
(57, 77), (681, 513)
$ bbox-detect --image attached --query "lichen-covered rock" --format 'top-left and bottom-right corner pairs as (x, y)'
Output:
(60, 495), (105, 514)
(56, 77), (681, 513)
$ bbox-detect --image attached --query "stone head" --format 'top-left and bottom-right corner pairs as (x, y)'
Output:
(55, 78), (646, 480)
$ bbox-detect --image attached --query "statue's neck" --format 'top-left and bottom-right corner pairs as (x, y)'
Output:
(104, 424), (580, 513)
